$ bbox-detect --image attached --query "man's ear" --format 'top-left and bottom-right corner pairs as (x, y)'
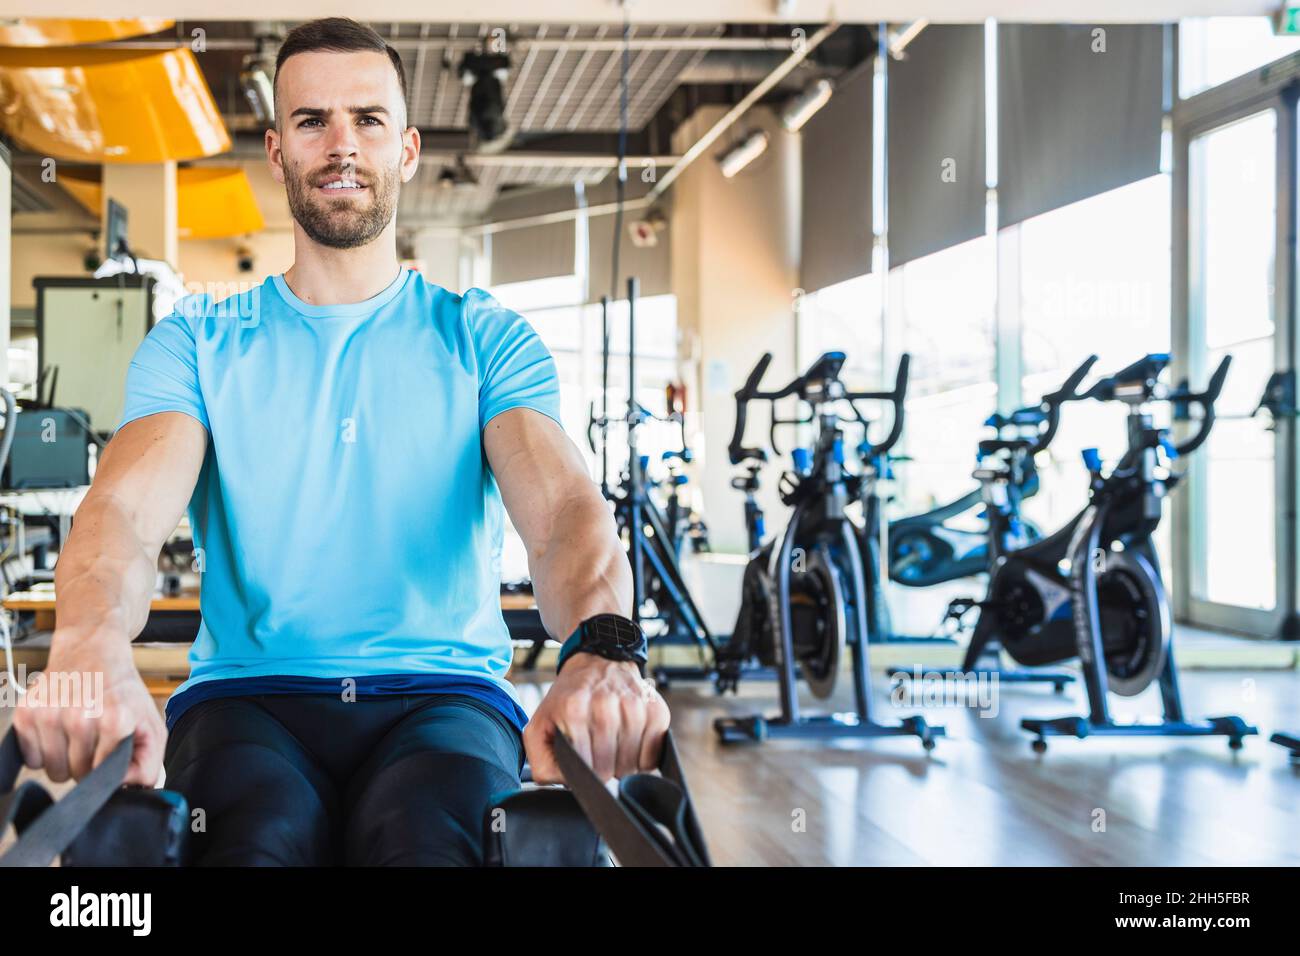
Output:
(266, 127), (285, 185)
(401, 126), (421, 184)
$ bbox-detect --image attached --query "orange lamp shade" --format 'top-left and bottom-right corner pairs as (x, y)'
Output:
(0, 45), (230, 164)
(59, 166), (265, 241)
(0, 18), (174, 47)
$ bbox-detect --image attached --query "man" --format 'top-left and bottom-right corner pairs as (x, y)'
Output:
(12, 16), (668, 865)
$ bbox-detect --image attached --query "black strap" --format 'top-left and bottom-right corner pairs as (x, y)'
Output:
(0, 728), (133, 868)
(551, 729), (711, 867)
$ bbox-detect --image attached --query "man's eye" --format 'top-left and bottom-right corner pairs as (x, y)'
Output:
(300, 118), (322, 128)
(360, 116), (381, 125)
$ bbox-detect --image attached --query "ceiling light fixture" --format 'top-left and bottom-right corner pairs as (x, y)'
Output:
(717, 129), (770, 179)
(781, 79), (834, 132)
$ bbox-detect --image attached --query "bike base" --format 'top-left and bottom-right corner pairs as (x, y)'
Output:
(714, 712), (943, 750)
(887, 664), (1074, 692)
(1022, 714), (1258, 753)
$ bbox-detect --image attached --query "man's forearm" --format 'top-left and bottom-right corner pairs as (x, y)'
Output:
(54, 494), (160, 643)
(528, 492), (632, 642)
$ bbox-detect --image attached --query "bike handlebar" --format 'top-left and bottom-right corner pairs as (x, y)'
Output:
(1083, 353), (1172, 402)
(981, 355), (1097, 458)
(845, 353), (910, 458)
(1171, 355), (1232, 457)
(727, 351), (911, 465)
(1028, 354), (1098, 455)
(728, 352), (775, 464)
(1080, 352), (1231, 460)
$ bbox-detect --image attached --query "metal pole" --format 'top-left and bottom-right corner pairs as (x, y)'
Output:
(626, 276), (644, 624)
(600, 295), (610, 499)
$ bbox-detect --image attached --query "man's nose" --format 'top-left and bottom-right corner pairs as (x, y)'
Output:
(326, 125), (360, 164)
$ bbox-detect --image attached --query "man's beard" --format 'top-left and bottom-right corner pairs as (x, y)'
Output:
(284, 158), (399, 249)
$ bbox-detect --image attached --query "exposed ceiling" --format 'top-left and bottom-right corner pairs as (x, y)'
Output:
(9, 18), (862, 229)
(0, 2), (1271, 23)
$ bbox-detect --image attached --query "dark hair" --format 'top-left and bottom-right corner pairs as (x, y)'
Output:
(273, 17), (408, 127)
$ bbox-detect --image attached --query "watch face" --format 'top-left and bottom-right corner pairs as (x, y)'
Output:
(588, 614), (642, 651)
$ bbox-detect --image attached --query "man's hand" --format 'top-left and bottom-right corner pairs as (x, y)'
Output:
(524, 653), (670, 784)
(13, 628), (166, 787)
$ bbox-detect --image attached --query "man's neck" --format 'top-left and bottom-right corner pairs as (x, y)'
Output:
(282, 246), (403, 307)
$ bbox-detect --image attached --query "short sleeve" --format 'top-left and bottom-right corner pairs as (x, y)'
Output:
(466, 289), (563, 432)
(117, 308), (210, 433)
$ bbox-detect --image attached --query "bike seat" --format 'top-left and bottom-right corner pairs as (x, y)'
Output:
(985, 407), (1047, 429)
(978, 438), (1034, 456)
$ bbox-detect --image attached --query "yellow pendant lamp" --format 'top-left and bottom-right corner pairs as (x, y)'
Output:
(0, 18), (174, 47)
(58, 166), (265, 241)
(0, 38), (231, 163)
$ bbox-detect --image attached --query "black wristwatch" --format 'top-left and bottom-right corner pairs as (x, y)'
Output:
(555, 614), (648, 677)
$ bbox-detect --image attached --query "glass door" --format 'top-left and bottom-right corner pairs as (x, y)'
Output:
(1177, 94), (1294, 636)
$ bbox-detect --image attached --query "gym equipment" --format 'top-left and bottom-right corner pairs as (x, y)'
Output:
(960, 353), (1258, 751)
(0, 728), (191, 867)
(589, 382), (710, 580)
(0, 721), (707, 867)
(1272, 733), (1300, 764)
(2, 406), (95, 490)
(585, 282), (771, 691)
(861, 359), (1087, 654)
(713, 350), (943, 748)
(897, 357), (1100, 689)
(484, 729), (710, 867)
(34, 274), (157, 437)
(585, 281), (737, 688)
(886, 380), (1072, 587)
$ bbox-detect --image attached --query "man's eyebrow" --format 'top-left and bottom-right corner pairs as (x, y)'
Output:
(288, 105), (391, 120)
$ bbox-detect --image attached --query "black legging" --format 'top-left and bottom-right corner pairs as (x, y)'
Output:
(162, 693), (524, 866)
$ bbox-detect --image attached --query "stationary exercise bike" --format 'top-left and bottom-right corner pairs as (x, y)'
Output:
(582, 286), (722, 681)
(582, 282), (769, 692)
(960, 353), (1258, 751)
(714, 350), (943, 748)
(883, 369), (1086, 582)
(889, 356), (1099, 688)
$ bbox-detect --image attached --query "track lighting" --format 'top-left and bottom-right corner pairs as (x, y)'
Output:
(459, 51), (511, 147)
(717, 130), (769, 179)
(781, 79), (833, 132)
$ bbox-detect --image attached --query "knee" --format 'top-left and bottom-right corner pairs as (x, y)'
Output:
(168, 742), (338, 867)
(193, 797), (336, 866)
(346, 751), (517, 867)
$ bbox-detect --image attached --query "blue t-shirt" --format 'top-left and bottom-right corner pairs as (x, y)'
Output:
(117, 268), (562, 732)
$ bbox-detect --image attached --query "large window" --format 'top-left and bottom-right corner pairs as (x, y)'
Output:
(796, 273), (884, 388)
(882, 237), (997, 634)
(1189, 109), (1278, 613)
(891, 235), (997, 517)
(796, 273), (886, 475)
(486, 274), (681, 581)
(487, 275), (682, 481)
(1019, 174), (1173, 535)
(1180, 17), (1300, 99)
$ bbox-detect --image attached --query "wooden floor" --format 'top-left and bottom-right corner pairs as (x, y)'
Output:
(518, 662), (1300, 867)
